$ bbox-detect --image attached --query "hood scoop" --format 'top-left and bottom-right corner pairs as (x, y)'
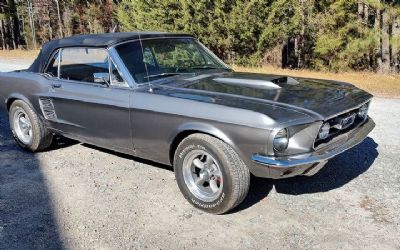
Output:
(212, 76), (299, 89)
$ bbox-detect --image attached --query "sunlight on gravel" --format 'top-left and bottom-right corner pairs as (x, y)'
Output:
(1, 98), (399, 249)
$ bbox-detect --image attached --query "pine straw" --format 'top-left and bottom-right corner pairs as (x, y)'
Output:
(0, 49), (39, 60)
(233, 65), (400, 98)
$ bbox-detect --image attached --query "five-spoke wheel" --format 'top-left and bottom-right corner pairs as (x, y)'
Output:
(174, 133), (250, 214)
(183, 150), (223, 202)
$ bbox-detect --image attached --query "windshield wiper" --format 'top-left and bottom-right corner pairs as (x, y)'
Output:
(145, 72), (183, 80)
(191, 65), (220, 70)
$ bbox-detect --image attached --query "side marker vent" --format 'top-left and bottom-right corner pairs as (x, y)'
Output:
(39, 98), (57, 120)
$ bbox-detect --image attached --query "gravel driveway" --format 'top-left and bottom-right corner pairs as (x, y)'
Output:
(0, 60), (31, 72)
(0, 62), (399, 250)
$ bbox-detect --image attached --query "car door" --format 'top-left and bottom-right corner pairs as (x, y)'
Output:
(44, 47), (133, 153)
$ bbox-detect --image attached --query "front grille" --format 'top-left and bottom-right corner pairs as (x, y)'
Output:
(314, 103), (369, 149)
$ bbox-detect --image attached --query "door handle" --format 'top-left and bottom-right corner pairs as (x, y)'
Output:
(50, 83), (62, 88)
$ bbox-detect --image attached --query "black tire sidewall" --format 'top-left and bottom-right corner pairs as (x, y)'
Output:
(174, 137), (235, 214)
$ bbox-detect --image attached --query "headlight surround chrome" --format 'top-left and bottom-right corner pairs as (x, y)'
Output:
(273, 128), (289, 153)
(318, 122), (330, 140)
(358, 103), (369, 120)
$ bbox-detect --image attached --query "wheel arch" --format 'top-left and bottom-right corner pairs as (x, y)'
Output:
(168, 122), (240, 165)
(6, 93), (34, 112)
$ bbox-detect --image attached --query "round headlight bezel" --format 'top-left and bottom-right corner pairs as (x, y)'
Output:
(318, 122), (330, 140)
(358, 104), (369, 120)
(273, 128), (289, 153)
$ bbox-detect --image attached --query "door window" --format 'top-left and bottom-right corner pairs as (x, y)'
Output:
(59, 48), (109, 84)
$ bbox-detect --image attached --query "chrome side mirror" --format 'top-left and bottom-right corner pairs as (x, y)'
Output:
(93, 72), (110, 86)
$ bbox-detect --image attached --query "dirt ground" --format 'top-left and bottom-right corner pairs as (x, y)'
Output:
(0, 62), (399, 250)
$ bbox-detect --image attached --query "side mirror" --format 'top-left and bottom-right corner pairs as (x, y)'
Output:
(93, 72), (110, 86)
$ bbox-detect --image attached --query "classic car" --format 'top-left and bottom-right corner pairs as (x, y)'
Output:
(0, 32), (375, 214)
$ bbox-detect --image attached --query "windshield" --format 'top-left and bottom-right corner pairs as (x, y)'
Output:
(115, 38), (230, 84)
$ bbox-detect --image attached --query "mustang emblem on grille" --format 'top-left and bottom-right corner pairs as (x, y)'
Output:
(332, 113), (356, 130)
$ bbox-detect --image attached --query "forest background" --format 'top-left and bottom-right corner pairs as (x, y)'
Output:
(1, 0), (400, 97)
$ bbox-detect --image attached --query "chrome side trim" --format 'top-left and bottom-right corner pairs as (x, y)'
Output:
(252, 117), (375, 168)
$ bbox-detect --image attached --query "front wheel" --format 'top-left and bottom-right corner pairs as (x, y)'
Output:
(174, 133), (250, 214)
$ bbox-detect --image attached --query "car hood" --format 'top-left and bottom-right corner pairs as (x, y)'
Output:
(154, 71), (372, 121)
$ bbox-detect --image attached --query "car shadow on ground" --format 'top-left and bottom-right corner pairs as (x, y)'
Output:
(0, 112), (63, 249)
(48, 136), (80, 151)
(232, 137), (378, 213)
(82, 144), (174, 172)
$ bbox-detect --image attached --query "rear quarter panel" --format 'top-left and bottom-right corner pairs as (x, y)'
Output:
(0, 72), (50, 115)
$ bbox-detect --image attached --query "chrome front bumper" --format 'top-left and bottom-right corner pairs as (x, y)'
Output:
(251, 118), (375, 179)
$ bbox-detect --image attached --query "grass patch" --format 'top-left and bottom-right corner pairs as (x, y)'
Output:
(233, 65), (400, 98)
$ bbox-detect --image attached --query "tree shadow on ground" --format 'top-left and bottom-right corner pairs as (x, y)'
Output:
(0, 112), (63, 250)
(232, 137), (378, 213)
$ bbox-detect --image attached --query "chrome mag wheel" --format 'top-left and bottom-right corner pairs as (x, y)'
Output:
(13, 108), (33, 145)
(182, 150), (223, 202)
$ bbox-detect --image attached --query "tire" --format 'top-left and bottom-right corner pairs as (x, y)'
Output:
(174, 133), (250, 214)
(9, 100), (53, 152)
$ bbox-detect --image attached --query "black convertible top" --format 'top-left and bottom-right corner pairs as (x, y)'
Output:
(28, 31), (193, 73)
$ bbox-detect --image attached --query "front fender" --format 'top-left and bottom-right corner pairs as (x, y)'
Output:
(171, 122), (234, 146)
(168, 121), (264, 170)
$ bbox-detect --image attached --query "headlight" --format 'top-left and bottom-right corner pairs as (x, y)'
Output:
(318, 122), (330, 140)
(358, 104), (368, 120)
(273, 128), (289, 153)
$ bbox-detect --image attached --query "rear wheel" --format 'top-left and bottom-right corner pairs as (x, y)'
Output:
(9, 100), (53, 152)
(174, 133), (250, 214)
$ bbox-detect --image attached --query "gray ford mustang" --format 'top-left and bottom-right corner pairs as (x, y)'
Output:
(0, 32), (375, 214)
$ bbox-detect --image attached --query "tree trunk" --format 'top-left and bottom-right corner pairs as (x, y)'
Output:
(27, 0), (37, 49)
(358, 0), (364, 22)
(364, 4), (369, 24)
(4, 16), (11, 50)
(392, 17), (400, 73)
(47, 7), (53, 41)
(375, 7), (383, 72)
(8, 0), (20, 49)
(381, 10), (391, 73)
(54, 0), (63, 38)
(9, 17), (16, 49)
(297, 0), (306, 68)
(0, 20), (6, 50)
